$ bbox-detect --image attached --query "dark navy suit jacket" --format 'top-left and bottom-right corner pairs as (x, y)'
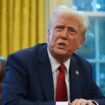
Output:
(2, 43), (105, 105)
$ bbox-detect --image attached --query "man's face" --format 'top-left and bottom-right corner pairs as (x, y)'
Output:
(48, 14), (84, 59)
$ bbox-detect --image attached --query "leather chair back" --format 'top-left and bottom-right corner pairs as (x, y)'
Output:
(0, 57), (6, 104)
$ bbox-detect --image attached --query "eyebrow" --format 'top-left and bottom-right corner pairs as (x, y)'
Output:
(68, 27), (77, 33)
(55, 24), (78, 32)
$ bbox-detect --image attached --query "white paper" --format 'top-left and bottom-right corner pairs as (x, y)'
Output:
(56, 102), (68, 105)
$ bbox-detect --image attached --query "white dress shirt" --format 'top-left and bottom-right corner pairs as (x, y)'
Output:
(47, 49), (70, 102)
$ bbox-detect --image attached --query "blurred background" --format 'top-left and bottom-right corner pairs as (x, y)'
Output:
(0, 0), (105, 95)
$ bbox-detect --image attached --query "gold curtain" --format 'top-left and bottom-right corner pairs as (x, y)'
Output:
(0, 0), (45, 58)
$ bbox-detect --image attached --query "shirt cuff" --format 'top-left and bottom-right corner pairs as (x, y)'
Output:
(92, 100), (99, 105)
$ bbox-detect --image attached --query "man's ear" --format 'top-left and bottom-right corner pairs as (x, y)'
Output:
(78, 43), (83, 49)
(78, 37), (85, 49)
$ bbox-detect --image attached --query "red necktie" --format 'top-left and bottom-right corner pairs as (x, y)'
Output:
(56, 64), (68, 101)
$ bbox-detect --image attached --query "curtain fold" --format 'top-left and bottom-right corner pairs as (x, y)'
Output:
(0, 0), (45, 58)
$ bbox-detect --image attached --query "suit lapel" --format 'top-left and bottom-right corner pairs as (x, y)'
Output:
(36, 44), (54, 100)
(69, 55), (82, 101)
(35, 44), (82, 101)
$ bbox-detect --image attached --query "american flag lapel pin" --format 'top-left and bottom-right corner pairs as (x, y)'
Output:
(75, 70), (79, 76)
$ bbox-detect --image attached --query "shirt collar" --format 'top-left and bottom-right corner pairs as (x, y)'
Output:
(47, 49), (70, 73)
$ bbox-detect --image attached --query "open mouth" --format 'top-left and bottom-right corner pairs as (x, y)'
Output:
(57, 42), (66, 49)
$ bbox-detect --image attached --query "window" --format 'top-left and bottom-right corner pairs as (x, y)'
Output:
(72, 0), (105, 95)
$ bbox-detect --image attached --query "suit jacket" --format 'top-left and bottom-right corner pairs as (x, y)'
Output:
(2, 43), (105, 105)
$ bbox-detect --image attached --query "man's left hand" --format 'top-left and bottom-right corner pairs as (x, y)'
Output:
(68, 99), (96, 105)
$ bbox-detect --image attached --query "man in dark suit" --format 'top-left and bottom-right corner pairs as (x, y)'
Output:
(2, 5), (105, 105)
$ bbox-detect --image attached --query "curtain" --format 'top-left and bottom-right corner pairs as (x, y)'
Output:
(0, 0), (45, 58)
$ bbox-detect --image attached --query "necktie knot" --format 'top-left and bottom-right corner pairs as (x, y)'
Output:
(59, 64), (66, 72)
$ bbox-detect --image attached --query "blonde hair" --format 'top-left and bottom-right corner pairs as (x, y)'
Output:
(48, 5), (88, 38)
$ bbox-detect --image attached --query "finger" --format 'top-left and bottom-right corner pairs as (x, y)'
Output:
(71, 99), (92, 105)
(76, 99), (88, 105)
(71, 99), (80, 105)
(88, 100), (94, 105)
(77, 99), (94, 105)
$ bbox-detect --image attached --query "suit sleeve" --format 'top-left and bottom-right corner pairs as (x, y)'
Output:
(85, 61), (105, 105)
(2, 54), (55, 105)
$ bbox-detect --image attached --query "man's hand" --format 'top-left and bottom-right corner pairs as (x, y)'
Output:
(68, 99), (96, 105)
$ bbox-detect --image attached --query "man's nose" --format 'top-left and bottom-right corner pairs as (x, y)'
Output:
(60, 29), (68, 40)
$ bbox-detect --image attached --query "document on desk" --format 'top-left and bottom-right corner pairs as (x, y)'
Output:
(56, 102), (68, 105)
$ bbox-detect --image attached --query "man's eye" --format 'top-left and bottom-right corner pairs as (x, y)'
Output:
(69, 28), (77, 34)
(56, 26), (64, 31)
